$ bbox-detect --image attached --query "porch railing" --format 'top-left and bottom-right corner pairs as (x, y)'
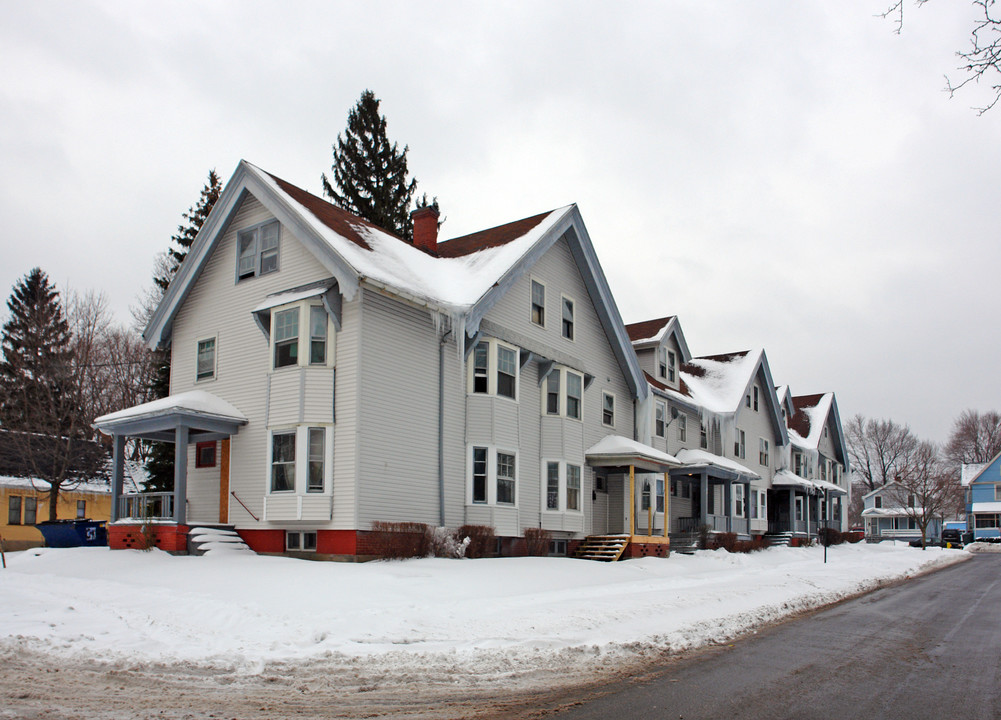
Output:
(117, 493), (174, 521)
(674, 515), (748, 535)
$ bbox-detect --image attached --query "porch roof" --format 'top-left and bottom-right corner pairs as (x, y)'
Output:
(675, 448), (759, 481)
(586, 435), (681, 473)
(93, 390), (248, 442)
(971, 501), (1001, 513)
(773, 469), (815, 491)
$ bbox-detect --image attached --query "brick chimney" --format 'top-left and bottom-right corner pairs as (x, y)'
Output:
(411, 206), (440, 254)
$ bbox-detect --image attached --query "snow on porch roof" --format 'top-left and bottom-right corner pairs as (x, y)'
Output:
(585, 435), (681, 473)
(675, 448), (760, 479)
(94, 390), (248, 430)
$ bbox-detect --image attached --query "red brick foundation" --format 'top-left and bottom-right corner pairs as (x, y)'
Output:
(109, 523), (190, 553)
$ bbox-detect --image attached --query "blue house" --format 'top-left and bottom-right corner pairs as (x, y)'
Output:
(962, 454), (1001, 539)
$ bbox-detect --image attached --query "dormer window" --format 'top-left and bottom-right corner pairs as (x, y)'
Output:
(237, 220), (280, 280)
(667, 350), (676, 382)
(658, 347), (667, 379)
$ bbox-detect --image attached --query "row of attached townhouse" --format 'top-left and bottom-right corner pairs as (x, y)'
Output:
(624, 318), (850, 547)
(95, 160), (848, 559)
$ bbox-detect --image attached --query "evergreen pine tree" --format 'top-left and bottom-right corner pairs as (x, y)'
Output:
(146, 170), (221, 492)
(322, 90), (419, 240)
(0, 268), (96, 520)
(0, 268), (74, 433)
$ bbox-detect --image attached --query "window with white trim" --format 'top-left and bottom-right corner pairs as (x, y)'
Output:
(307, 427), (325, 492)
(497, 452), (516, 505)
(472, 447), (488, 504)
(734, 484), (745, 517)
(874, 495), (882, 509)
(656, 478), (665, 513)
(309, 306), (328, 365)
(546, 461), (559, 510)
(667, 350), (676, 382)
(794, 452), (807, 478)
(753, 386), (759, 411)
(271, 430), (296, 492)
(196, 337), (216, 381)
(468, 339), (519, 400)
(286, 531), (317, 552)
(567, 464), (581, 511)
(795, 496), (804, 521)
(751, 489), (758, 519)
(23, 497), (36, 525)
(658, 347), (668, 379)
(759, 438), (769, 466)
(561, 295), (574, 340)
(734, 429), (746, 459)
(531, 279), (545, 327)
(655, 402), (665, 437)
(543, 366), (583, 420)
(700, 422), (708, 449)
(602, 392), (615, 427)
(273, 307), (299, 368)
(641, 479), (651, 511)
(758, 491), (767, 519)
(237, 220), (280, 280)
(677, 414), (687, 442)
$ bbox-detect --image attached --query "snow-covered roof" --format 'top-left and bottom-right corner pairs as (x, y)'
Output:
(861, 507), (907, 517)
(970, 501), (1001, 513)
(681, 350), (762, 414)
(252, 280), (336, 313)
(94, 390), (247, 428)
(773, 469), (814, 490)
(788, 393), (833, 449)
(961, 462), (990, 486)
(623, 316), (692, 363)
(0, 474), (110, 494)
(585, 435), (681, 471)
(675, 448), (759, 479)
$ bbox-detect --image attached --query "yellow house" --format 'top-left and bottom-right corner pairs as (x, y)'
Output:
(1, 477), (112, 551)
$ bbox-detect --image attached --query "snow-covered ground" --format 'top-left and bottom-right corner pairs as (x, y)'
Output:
(0, 543), (967, 687)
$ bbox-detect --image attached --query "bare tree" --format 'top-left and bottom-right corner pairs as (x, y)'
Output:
(845, 414), (919, 492)
(884, 441), (962, 548)
(945, 409), (1001, 466)
(848, 481), (867, 529)
(883, 0), (1001, 113)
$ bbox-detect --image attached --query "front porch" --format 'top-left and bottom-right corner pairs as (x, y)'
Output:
(93, 390), (248, 552)
(770, 470), (846, 540)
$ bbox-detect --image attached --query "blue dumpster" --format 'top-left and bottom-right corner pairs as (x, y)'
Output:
(36, 520), (108, 548)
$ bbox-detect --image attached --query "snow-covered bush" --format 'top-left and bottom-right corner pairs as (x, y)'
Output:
(427, 526), (470, 559)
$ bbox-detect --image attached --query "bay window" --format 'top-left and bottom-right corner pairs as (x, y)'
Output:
(470, 446), (518, 507)
(567, 464), (581, 511)
(467, 339), (519, 400)
(497, 452), (516, 505)
(309, 306), (327, 365)
(271, 431), (296, 492)
(273, 307), (299, 368)
(472, 447), (488, 504)
(547, 462), (560, 510)
(307, 427), (325, 492)
(542, 366), (584, 420)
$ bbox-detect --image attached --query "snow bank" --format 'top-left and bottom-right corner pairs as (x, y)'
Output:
(0, 544), (967, 682)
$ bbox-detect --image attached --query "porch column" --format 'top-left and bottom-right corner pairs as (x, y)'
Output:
(700, 471), (708, 528)
(663, 472), (670, 539)
(110, 434), (125, 522)
(805, 489), (811, 536)
(724, 480), (732, 532)
(788, 488), (795, 531)
(174, 424), (188, 525)
(628, 465), (635, 536)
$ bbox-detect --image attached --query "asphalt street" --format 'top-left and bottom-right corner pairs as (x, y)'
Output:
(549, 553), (1000, 720)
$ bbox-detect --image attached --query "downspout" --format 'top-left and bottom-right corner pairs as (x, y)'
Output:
(438, 326), (452, 527)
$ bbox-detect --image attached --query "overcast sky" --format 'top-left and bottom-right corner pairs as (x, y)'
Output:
(2, 1), (998, 444)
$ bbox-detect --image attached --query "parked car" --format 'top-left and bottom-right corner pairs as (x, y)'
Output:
(909, 537), (941, 548)
(941, 528), (972, 547)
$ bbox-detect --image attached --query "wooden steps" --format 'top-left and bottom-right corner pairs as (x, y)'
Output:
(575, 534), (629, 561)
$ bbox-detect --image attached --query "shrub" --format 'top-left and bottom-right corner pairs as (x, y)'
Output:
(524, 527), (551, 556)
(697, 524), (712, 550)
(457, 524), (496, 558)
(818, 528), (846, 546)
(370, 521), (429, 560)
(427, 526), (469, 558)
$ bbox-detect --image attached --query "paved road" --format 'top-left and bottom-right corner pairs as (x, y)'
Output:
(547, 554), (1001, 720)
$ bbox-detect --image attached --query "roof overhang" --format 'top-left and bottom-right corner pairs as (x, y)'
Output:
(94, 391), (248, 443)
(586, 435), (681, 474)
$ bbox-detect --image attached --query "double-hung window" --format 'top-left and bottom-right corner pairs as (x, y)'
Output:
(196, 338), (216, 381)
(274, 307), (299, 368)
(655, 402), (665, 437)
(309, 307), (327, 365)
(497, 346), (517, 399)
(641, 479), (651, 511)
(76, 500), (86, 518)
(667, 350), (676, 382)
(700, 422), (708, 449)
(546, 462), (560, 510)
(994, 484), (1001, 502)
(734, 429), (745, 459)
(566, 372), (582, 420)
(751, 489), (759, 519)
(677, 414), (687, 442)
(656, 478), (665, 513)
(758, 491), (767, 520)
(734, 484), (745, 517)
(874, 495), (883, 509)
(469, 339), (518, 399)
(24, 497), (36, 525)
(658, 347), (668, 379)
(753, 386), (759, 411)
(531, 279), (545, 326)
(602, 393), (615, 427)
(307, 427), (325, 492)
(759, 438), (769, 466)
(472, 447), (488, 504)
(271, 431), (296, 492)
(546, 371), (560, 414)
(237, 220), (280, 280)
(8, 496), (21, 525)
(566, 465), (581, 511)
(496, 452), (516, 505)
(561, 296), (574, 340)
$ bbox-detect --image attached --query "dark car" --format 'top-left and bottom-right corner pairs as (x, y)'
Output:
(941, 528), (967, 548)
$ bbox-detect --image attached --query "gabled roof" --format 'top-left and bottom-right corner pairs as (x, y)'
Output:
(624, 315), (692, 363)
(775, 385), (796, 420)
(788, 392), (848, 468)
(679, 349), (788, 445)
(144, 160), (647, 399)
(962, 452), (1001, 486)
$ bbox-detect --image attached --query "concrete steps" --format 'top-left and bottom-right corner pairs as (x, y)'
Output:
(187, 526), (254, 555)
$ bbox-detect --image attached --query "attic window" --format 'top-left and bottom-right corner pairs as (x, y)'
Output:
(531, 280), (545, 327)
(561, 296), (574, 341)
(753, 387), (759, 411)
(667, 351), (676, 382)
(237, 220), (280, 280)
(658, 347), (667, 379)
